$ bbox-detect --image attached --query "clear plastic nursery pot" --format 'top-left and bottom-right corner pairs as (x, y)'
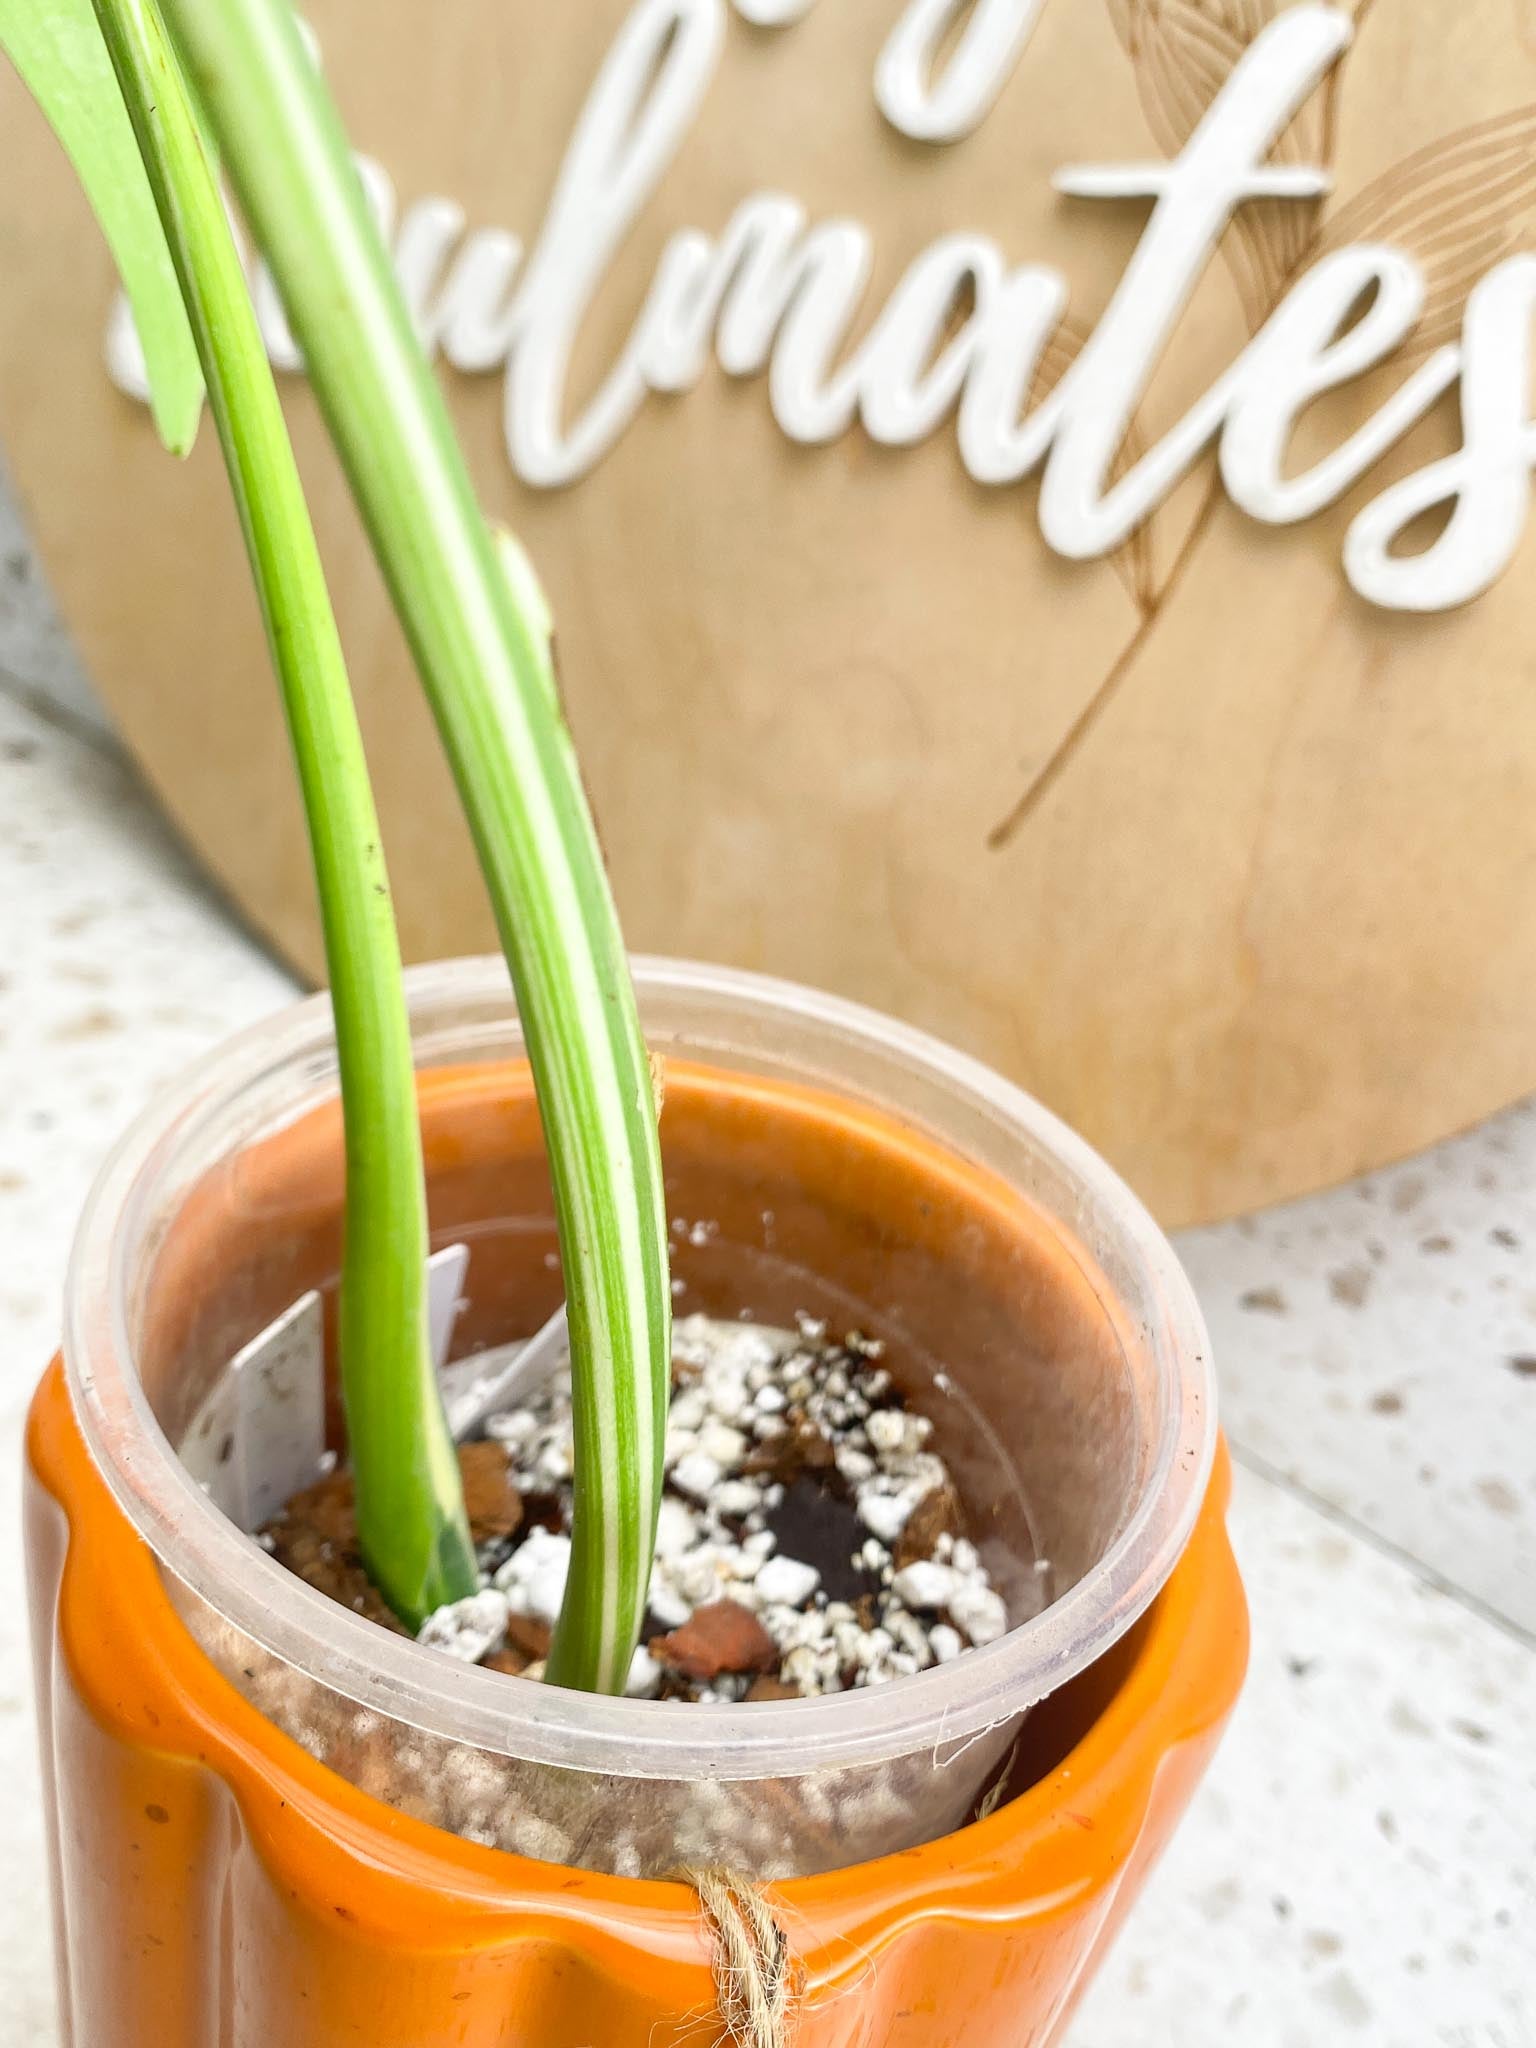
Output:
(26, 957), (1247, 2047)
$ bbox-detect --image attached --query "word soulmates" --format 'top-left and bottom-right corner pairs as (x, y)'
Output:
(109, 0), (1536, 614)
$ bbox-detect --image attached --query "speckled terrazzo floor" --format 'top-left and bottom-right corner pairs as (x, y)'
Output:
(1, 676), (1532, 2048)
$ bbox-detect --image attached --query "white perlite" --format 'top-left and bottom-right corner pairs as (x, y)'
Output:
(418, 1589), (510, 1663)
(856, 1491), (913, 1545)
(626, 1646), (663, 1699)
(754, 1555), (820, 1607)
(494, 1526), (572, 1624)
(892, 1560), (958, 1610)
(713, 1478), (762, 1519)
(948, 1582), (1009, 1646)
(670, 1450), (723, 1501)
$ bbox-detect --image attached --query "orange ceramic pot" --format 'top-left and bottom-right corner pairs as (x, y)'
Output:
(25, 959), (1247, 2045)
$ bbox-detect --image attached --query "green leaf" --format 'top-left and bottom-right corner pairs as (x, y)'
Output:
(85, 0), (475, 1625)
(0, 0), (204, 452)
(162, 0), (672, 1695)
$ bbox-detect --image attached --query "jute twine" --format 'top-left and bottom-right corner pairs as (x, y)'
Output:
(679, 1738), (1019, 2040)
(684, 1868), (800, 2048)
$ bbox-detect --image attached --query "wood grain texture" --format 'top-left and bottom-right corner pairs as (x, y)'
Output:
(0, 0), (1533, 1226)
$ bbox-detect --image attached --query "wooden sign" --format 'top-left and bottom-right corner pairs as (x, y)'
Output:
(3, 0), (1536, 1225)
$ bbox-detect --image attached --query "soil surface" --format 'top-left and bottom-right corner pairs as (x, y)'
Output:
(260, 1314), (1016, 1702)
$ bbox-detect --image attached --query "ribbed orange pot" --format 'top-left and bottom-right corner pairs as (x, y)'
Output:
(24, 960), (1247, 2046)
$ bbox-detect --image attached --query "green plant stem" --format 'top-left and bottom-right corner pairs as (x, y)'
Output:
(88, 0), (475, 1628)
(157, 0), (671, 1695)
